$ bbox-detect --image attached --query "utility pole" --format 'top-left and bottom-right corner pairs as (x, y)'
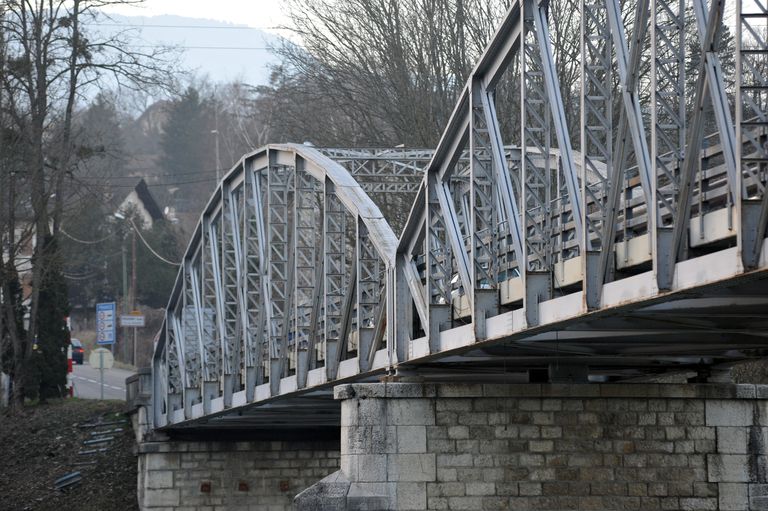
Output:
(121, 239), (127, 358)
(131, 227), (137, 366)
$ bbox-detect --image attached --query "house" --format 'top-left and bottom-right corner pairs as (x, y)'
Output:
(116, 179), (166, 229)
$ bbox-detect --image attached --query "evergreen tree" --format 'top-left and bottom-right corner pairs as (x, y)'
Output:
(34, 237), (71, 400)
(60, 201), (125, 309)
(159, 87), (213, 178)
(0, 267), (26, 377)
(159, 86), (216, 213)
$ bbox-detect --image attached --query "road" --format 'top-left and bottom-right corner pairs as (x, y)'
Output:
(72, 361), (135, 400)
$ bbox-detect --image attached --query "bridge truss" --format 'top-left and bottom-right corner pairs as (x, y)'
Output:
(153, 0), (768, 430)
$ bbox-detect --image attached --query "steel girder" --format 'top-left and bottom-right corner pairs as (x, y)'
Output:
(738, 0), (768, 268)
(153, 145), (397, 427)
(152, 0), (768, 430)
(320, 148), (428, 194)
(294, 157), (317, 387)
(394, 0), (765, 364)
(661, 0), (739, 289)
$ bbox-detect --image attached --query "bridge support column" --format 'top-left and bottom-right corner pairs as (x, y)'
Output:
(222, 374), (234, 407)
(202, 381), (217, 413)
(297, 382), (768, 510)
(183, 387), (198, 419)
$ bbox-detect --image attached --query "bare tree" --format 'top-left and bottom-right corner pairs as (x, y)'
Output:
(270, 0), (511, 147)
(267, 0), (603, 149)
(0, 0), (178, 410)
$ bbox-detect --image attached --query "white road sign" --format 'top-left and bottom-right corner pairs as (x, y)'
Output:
(120, 314), (146, 327)
(89, 348), (114, 370)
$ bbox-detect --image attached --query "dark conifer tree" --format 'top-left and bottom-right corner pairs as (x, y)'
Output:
(34, 237), (71, 400)
(159, 87), (213, 178)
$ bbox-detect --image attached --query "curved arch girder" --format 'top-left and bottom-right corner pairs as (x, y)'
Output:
(153, 144), (398, 427)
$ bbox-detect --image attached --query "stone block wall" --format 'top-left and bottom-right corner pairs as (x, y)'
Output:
(138, 438), (339, 510)
(299, 383), (768, 511)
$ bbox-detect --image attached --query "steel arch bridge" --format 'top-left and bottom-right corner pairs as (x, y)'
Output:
(152, 0), (768, 430)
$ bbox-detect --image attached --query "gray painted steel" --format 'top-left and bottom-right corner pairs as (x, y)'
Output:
(152, 0), (768, 431)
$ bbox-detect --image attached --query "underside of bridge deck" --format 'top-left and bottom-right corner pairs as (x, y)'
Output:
(160, 265), (768, 433)
(401, 271), (768, 377)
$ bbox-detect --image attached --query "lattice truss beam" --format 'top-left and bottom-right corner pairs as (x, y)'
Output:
(320, 147), (553, 195)
(738, 0), (768, 267)
(153, 0), (768, 426)
(395, 0), (763, 353)
(153, 146), (397, 425)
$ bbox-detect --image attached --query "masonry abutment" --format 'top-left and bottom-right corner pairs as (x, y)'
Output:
(137, 437), (340, 510)
(295, 382), (768, 511)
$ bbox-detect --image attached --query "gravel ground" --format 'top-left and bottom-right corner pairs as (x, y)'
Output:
(0, 399), (138, 511)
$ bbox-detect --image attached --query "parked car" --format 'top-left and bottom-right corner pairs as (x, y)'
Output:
(71, 338), (84, 365)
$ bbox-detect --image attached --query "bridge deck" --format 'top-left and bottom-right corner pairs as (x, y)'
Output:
(151, 0), (768, 430)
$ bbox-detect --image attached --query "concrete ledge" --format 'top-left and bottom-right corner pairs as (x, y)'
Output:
(334, 383), (766, 401)
(294, 470), (393, 511)
(138, 439), (338, 454)
(335, 383), (437, 400)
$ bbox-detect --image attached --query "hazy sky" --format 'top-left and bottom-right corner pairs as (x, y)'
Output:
(101, 0), (291, 33)
(95, 1), (293, 85)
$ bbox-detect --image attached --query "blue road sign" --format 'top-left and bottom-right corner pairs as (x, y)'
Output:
(96, 302), (116, 345)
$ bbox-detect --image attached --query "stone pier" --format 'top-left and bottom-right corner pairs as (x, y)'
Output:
(295, 383), (768, 510)
(138, 438), (340, 510)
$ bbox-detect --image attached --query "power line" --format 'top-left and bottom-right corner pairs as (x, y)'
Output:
(61, 221), (180, 266)
(63, 177), (182, 267)
(60, 227), (117, 245)
(127, 218), (180, 267)
(90, 23), (280, 30)
(134, 45), (271, 50)
(63, 271), (101, 281)
(100, 177), (218, 188)
(77, 176), (218, 187)
(83, 167), (222, 179)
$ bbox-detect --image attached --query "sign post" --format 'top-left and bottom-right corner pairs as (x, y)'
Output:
(120, 312), (146, 366)
(99, 350), (104, 400)
(89, 348), (114, 400)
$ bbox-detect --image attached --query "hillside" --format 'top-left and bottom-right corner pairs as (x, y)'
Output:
(0, 400), (138, 511)
(90, 13), (281, 86)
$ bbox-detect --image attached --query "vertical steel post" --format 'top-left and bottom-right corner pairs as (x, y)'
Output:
(294, 156), (315, 386)
(266, 156), (292, 396)
(580, 0), (613, 309)
(324, 179), (346, 379)
(469, 78), (499, 339)
(521, 0), (553, 326)
(426, 172), (452, 351)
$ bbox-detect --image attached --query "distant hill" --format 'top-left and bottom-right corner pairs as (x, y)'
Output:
(89, 13), (282, 86)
